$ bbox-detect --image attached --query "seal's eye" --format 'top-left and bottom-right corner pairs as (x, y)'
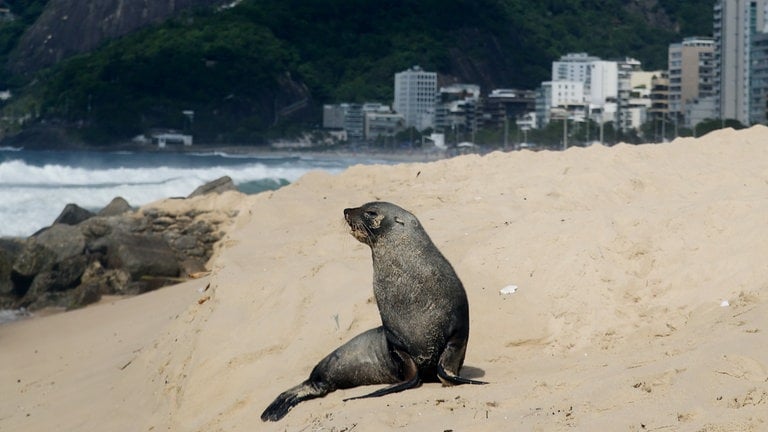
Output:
(364, 210), (378, 219)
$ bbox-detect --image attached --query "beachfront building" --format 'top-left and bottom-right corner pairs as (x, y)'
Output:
(151, 130), (193, 147)
(393, 66), (438, 130)
(668, 37), (716, 128)
(322, 103), (364, 142)
(713, 0), (768, 124)
(686, 96), (718, 134)
(587, 60), (619, 106)
(552, 53), (623, 132)
(434, 84), (481, 140)
(616, 58), (646, 132)
(552, 53), (601, 84)
(363, 104), (405, 141)
(648, 72), (671, 140)
(616, 69), (657, 132)
(535, 80), (586, 127)
(482, 88), (537, 130)
(750, 31), (768, 124)
(322, 104), (345, 129)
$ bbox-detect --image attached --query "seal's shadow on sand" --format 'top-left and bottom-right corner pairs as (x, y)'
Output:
(460, 365), (486, 380)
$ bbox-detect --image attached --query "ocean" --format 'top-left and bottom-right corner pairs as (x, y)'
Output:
(0, 146), (396, 238)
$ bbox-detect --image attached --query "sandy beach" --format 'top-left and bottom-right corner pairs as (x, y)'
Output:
(2, 126), (767, 431)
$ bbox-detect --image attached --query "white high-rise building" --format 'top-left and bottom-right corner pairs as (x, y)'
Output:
(588, 60), (619, 105)
(394, 66), (437, 130)
(553, 53), (617, 109)
(535, 81), (585, 126)
(713, 0), (768, 124)
(552, 53), (601, 83)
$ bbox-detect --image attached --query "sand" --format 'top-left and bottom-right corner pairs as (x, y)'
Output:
(2, 126), (768, 431)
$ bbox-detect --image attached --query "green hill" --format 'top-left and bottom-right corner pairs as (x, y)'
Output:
(0, 0), (715, 146)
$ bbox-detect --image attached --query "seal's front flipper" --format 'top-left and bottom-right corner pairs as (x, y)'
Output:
(343, 348), (420, 401)
(261, 381), (328, 421)
(437, 337), (488, 386)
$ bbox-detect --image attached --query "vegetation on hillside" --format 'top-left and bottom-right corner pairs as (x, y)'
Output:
(0, 0), (48, 85)
(0, 0), (715, 146)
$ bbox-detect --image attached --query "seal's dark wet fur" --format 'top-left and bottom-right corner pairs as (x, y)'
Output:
(261, 202), (485, 422)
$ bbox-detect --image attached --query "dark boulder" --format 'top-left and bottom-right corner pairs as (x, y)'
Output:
(98, 197), (133, 217)
(11, 242), (57, 289)
(80, 260), (131, 296)
(80, 217), (114, 239)
(187, 176), (236, 198)
(24, 255), (88, 296)
(98, 233), (180, 280)
(66, 283), (103, 310)
(11, 224), (87, 300)
(23, 291), (69, 311)
(0, 239), (24, 296)
(53, 203), (95, 226)
(38, 223), (86, 254)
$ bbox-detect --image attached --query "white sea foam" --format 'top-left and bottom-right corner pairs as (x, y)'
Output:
(0, 152), (348, 237)
(0, 308), (31, 325)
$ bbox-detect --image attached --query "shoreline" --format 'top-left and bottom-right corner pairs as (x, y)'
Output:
(1, 136), (494, 164)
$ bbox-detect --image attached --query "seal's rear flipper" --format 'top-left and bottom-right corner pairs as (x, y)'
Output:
(343, 348), (420, 401)
(343, 373), (420, 401)
(261, 381), (328, 422)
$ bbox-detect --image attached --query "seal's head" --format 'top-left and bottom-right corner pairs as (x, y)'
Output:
(344, 201), (414, 246)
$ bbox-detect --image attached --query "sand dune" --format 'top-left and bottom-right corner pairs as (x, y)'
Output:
(2, 126), (768, 431)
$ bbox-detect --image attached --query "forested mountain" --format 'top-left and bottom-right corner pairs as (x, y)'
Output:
(0, 0), (715, 146)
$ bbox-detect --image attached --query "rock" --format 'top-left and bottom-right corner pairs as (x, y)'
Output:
(187, 176), (236, 198)
(35, 224), (87, 260)
(179, 258), (207, 277)
(80, 217), (113, 238)
(16, 252), (88, 307)
(152, 216), (176, 228)
(98, 197), (133, 217)
(0, 239), (24, 296)
(100, 233), (180, 280)
(172, 234), (199, 251)
(12, 224), (87, 298)
(80, 260), (131, 296)
(53, 203), (95, 226)
(67, 283), (102, 310)
(2, 186), (236, 311)
(24, 291), (69, 311)
(12, 242), (57, 284)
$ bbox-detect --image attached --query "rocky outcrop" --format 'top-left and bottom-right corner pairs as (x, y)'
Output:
(52, 203), (94, 226)
(0, 239), (25, 303)
(0, 176), (240, 311)
(187, 175), (236, 198)
(9, 0), (230, 74)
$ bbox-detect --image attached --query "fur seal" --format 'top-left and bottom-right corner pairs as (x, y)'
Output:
(261, 201), (485, 422)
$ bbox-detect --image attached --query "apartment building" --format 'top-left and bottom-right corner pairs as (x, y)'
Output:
(750, 31), (768, 123)
(668, 37), (716, 126)
(535, 80), (586, 127)
(552, 53), (601, 83)
(393, 66), (438, 130)
(434, 84), (481, 135)
(713, 0), (768, 124)
(482, 89), (536, 129)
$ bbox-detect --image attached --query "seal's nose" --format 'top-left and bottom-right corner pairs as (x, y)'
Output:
(343, 208), (352, 222)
